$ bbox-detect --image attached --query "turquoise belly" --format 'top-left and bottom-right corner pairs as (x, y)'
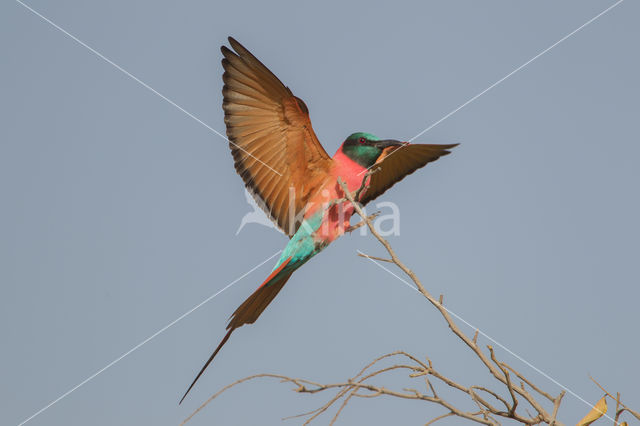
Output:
(273, 210), (326, 272)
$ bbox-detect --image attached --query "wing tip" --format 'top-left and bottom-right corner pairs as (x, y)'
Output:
(441, 143), (460, 155)
(228, 36), (239, 47)
(446, 143), (460, 151)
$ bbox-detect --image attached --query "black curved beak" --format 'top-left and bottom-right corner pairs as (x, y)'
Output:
(372, 139), (406, 149)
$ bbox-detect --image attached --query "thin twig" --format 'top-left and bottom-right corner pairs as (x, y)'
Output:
(338, 177), (555, 423)
(488, 345), (519, 416)
(425, 412), (455, 425)
(550, 391), (565, 426)
(590, 376), (640, 421)
(357, 252), (394, 263)
(185, 177), (640, 425)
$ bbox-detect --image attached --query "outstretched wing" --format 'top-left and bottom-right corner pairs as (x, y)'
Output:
(222, 37), (332, 236)
(359, 144), (458, 205)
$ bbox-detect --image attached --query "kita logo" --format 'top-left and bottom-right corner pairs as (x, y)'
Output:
(236, 188), (401, 237)
(236, 189), (278, 235)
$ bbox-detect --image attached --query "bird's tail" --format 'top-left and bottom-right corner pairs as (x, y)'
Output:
(179, 257), (294, 404)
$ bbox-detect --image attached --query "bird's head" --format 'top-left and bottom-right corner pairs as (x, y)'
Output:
(340, 132), (406, 168)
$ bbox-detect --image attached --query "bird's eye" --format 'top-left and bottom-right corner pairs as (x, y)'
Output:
(358, 137), (366, 144)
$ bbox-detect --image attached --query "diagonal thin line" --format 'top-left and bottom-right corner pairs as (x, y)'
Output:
(408, 0), (624, 142)
(14, 0), (283, 177)
(359, 0), (624, 176)
(17, 250), (282, 426)
(13, 1), (624, 423)
(357, 249), (616, 423)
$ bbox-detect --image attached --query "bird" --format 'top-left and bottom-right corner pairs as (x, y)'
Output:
(235, 188), (277, 235)
(180, 37), (458, 403)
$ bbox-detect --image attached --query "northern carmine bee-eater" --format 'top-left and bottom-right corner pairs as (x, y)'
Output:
(180, 37), (457, 403)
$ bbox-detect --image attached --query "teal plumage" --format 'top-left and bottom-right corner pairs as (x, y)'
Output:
(179, 37), (457, 403)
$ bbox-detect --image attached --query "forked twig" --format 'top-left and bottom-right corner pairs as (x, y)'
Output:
(183, 176), (635, 425)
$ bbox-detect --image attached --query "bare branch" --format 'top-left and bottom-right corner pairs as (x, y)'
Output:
(187, 177), (636, 425)
(550, 391), (565, 426)
(357, 252), (394, 263)
(590, 376), (640, 422)
(502, 364), (555, 402)
(425, 412), (455, 425)
(346, 212), (380, 233)
(488, 345), (518, 416)
(337, 178), (556, 424)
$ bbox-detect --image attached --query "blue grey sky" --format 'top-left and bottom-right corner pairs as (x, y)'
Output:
(1, 1), (638, 425)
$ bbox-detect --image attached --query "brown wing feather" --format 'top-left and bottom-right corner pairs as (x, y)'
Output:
(360, 144), (458, 205)
(222, 37), (332, 236)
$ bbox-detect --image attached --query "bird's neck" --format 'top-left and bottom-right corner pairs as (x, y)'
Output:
(331, 147), (370, 193)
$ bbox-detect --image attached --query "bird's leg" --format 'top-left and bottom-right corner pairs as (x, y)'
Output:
(346, 211), (380, 234)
